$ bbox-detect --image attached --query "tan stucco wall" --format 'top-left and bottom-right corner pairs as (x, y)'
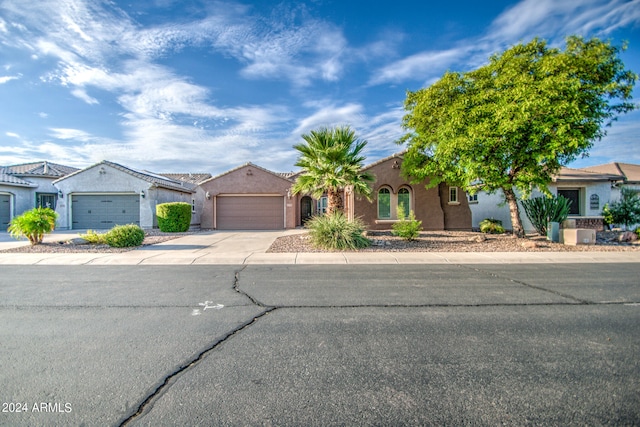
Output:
(438, 183), (473, 230)
(199, 165), (296, 229)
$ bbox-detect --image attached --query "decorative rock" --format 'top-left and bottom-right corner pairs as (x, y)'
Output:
(618, 231), (638, 243)
(67, 238), (91, 245)
(521, 240), (539, 249)
(469, 235), (487, 243)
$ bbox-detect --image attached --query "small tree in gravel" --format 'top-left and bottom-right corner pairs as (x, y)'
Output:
(8, 207), (58, 245)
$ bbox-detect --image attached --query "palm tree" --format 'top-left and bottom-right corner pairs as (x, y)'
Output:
(292, 125), (374, 215)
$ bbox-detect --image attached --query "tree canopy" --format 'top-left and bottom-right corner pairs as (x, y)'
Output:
(292, 125), (374, 215)
(399, 36), (637, 236)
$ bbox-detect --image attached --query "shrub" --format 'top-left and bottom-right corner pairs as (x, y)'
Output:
(156, 202), (191, 232)
(479, 218), (505, 234)
(104, 224), (145, 248)
(8, 207), (58, 245)
(80, 230), (107, 244)
(305, 212), (370, 250)
(603, 188), (640, 229)
(521, 195), (571, 235)
(392, 210), (422, 241)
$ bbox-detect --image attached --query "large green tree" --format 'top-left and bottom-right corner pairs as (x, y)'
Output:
(400, 36), (637, 237)
(292, 125), (374, 215)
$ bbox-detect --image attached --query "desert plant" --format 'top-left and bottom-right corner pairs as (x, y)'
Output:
(521, 195), (571, 235)
(104, 224), (145, 248)
(156, 202), (191, 232)
(392, 210), (422, 241)
(603, 188), (640, 229)
(305, 212), (370, 250)
(479, 218), (505, 234)
(80, 229), (107, 244)
(7, 207), (58, 245)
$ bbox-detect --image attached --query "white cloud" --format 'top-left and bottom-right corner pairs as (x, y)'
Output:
(370, 0), (640, 86)
(0, 75), (19, 84)
(6, 132), (20, 138)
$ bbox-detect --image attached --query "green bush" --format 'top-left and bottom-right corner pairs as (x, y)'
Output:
(80, 230), (107, 244)
(8, 207), (58, 245)
(479, 218), (505, 234)
(603, 188), (640, 229)
(392, 210), (422, 241)
(305, 212), (370, 250)
(104, 224), (145, 248)
(521, 195), (571, 235)
(156, 202), (191, 232)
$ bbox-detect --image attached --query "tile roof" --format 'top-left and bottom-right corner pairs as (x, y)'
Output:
(0, 167), (38, 187)
(201, 162), (295, 185)
(54, 161), (197, 193)
(552, 166), (623, 182)
(4, 161), (78, 177)
(580, 162), (640, 183)
(159, 173), (212, 185)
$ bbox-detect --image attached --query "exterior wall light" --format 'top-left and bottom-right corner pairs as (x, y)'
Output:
(140, 190), (145, 198)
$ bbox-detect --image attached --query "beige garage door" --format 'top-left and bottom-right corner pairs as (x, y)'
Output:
(216, 196), (284, 230)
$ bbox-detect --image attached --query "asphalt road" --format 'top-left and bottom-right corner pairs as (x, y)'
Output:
(0, 264), (639, 426)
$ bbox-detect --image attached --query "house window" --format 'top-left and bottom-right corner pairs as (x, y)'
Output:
(317, 197), (328, 214)
(449, 187), (458, 204)
(468, 193), (478, 203)
(557, 189), (581, 215)
(590, 194), (599, 210)
(397, 187), (410, 218)
(378, 188), (391, 219)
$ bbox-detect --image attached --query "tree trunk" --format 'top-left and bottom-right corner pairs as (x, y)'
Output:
(327, 188), (344, 215)
(503, 187), (525, 237)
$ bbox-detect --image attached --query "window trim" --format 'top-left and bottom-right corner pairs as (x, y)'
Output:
(448, 186), (459, 205)
(377, 187), (391, 219)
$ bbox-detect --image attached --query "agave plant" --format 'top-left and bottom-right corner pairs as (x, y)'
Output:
(521, 195), (571, 235)
(8, 207), (58, 245)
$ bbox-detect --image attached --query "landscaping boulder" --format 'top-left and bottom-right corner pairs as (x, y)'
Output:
(618, 231), (638, 243)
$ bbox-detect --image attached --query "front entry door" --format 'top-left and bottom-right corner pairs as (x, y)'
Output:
(301, 196), (313, 224)
(37, 193), (57, 209)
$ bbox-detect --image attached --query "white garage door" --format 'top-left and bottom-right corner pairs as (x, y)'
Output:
(216, 196), (284, 230)
(0, 194), (10, 229)
(72, 195), (140, 229)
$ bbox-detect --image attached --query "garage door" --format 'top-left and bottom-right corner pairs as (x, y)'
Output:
(216, 196), (284, 230)
(0, 194), (10, 229)
(72, 195), (140, 229)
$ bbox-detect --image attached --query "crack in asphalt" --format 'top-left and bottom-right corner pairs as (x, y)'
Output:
(459, 264), (593, 304)
(118, 265), (634, 425)
(118, 306), (276, 426)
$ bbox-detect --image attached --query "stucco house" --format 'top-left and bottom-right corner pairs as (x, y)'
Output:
(199, 153), (472, 231)
(469, 166), (625, 233)
(52, 161), (201, 230)
(0, 161), (78, 229)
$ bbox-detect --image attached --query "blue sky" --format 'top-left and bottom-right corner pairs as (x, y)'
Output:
(1, 0), (639, 175)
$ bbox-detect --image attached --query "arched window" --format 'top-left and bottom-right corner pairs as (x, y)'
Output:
(378, 188), (391, 219)
(397, 187), (410, 218)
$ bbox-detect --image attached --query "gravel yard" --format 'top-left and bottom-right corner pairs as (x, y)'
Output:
(267, 230), (640, 253)
(1, 229), (638, 254)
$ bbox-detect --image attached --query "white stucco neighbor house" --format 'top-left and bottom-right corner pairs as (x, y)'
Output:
(0, 161), (78, 230)
(469, 166), (625, 233)
(52, 161), (201, 230)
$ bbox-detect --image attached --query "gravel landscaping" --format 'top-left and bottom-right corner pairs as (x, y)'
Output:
(1, 229), (638, 254)
(267, 230), (640, 253)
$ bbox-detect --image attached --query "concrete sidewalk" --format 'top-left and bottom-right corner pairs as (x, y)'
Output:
(1, 229), (639, 265)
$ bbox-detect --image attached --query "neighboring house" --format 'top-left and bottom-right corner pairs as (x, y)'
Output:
(469, 166), (624, 232)
(199, 154), (472, 231)
(199, 163), (298, 230)
(0, 161), (78, 229)
(53, 161), (199, 230)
